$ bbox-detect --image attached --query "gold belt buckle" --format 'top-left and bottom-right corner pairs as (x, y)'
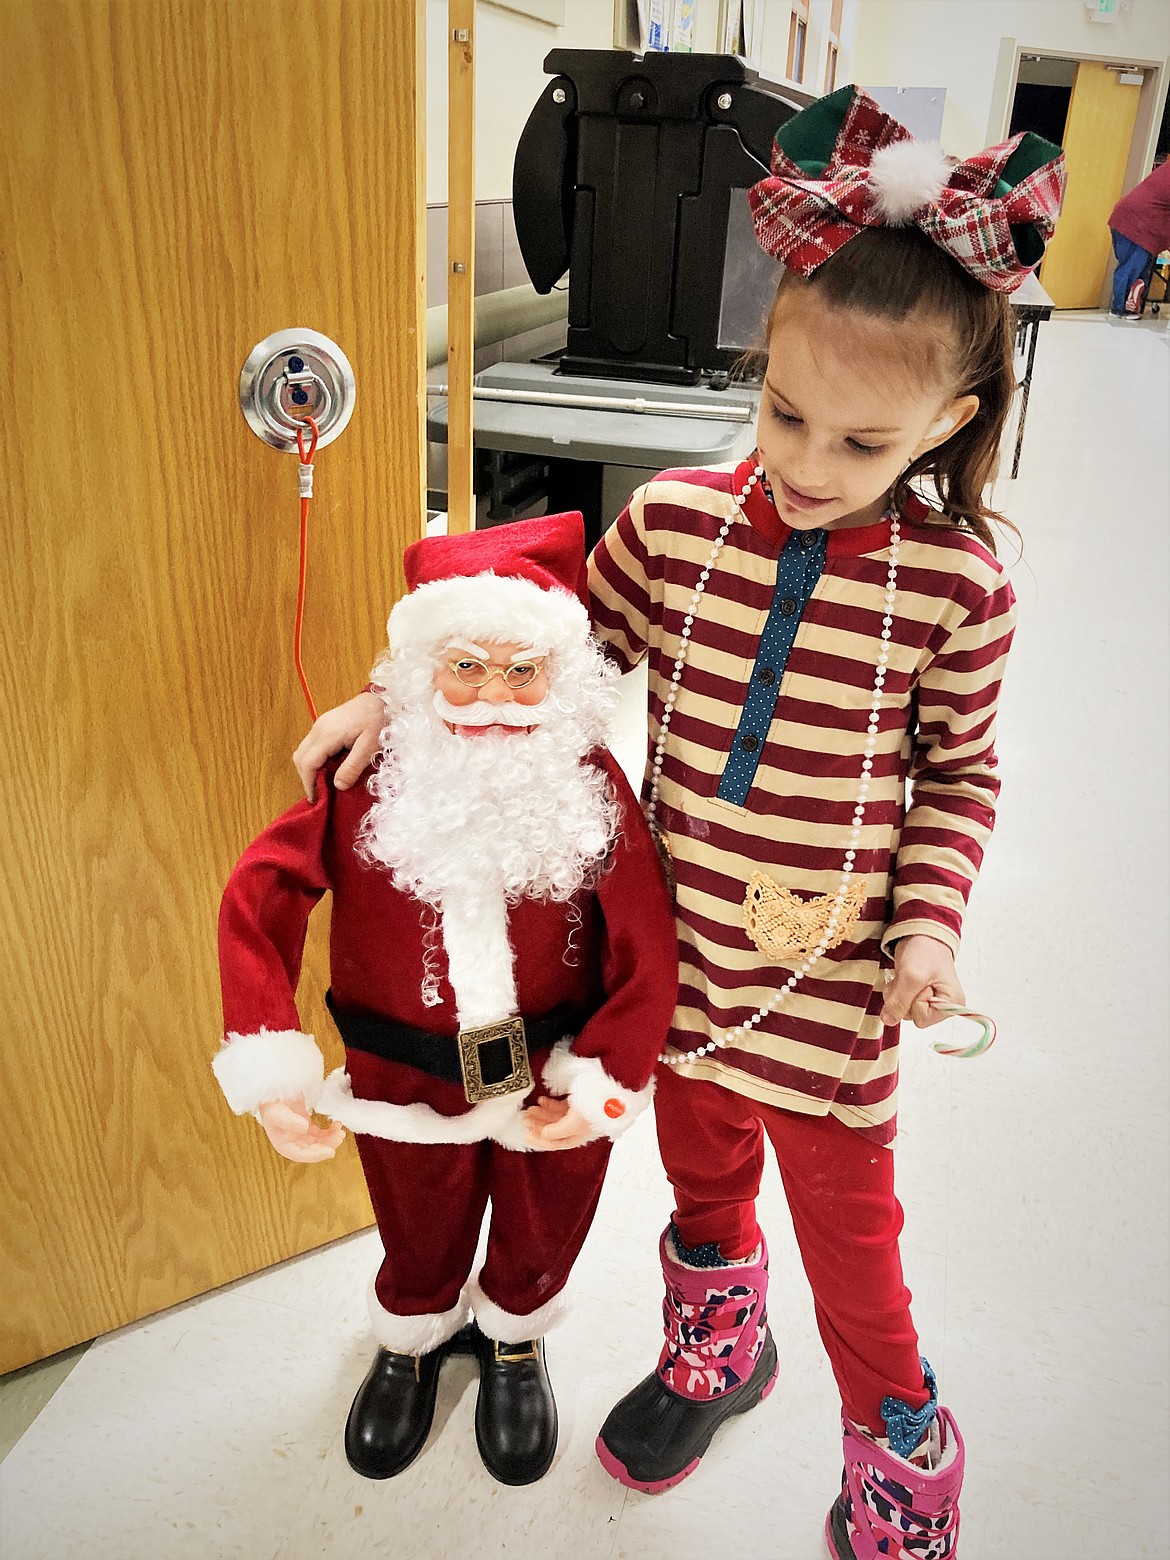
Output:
(456, 1016), (532, 1105)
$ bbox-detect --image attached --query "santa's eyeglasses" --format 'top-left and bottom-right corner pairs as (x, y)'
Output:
(445, 656), (547, 690)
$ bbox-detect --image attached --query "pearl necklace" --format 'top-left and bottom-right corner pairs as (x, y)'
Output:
(650, 463), (900, 1068)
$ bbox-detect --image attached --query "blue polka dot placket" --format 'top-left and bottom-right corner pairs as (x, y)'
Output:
(717, 527), (827, 806)
(644, 467), (902, 1069)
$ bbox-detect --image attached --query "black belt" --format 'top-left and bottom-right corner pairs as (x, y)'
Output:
(325, 990), (589, 1105)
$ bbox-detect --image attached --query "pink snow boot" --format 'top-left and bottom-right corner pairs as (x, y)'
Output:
(825, 1363), (964, 1559)
(596, 1223), (778, 1493)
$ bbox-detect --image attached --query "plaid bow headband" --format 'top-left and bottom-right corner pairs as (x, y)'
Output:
(747, 85), (1066, 293)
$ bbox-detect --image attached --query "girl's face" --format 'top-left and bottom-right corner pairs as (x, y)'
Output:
(755, 289), (978, 531)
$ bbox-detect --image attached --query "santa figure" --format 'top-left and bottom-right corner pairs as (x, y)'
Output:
(213, 512), (677, 1486)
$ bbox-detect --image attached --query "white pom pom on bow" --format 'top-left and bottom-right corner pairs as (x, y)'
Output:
(868, 140), (953, 225)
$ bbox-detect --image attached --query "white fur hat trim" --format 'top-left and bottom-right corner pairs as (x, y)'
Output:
(387, 572), (589, 659)
(212, 1029), (325, 1116)
(869, 140), (952, 225)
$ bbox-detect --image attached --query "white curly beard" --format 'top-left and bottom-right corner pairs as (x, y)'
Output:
(357, 639), (621, 1027)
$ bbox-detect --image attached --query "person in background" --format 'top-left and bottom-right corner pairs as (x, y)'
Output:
(1108, 160), (1170, 318)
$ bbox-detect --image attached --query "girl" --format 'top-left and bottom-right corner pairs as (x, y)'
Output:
(293, 88), (1064, 1560)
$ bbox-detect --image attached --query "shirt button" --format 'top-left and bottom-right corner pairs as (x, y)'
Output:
(741, 734), (759, 753)
(799, 530), (819, 549)
(780, 596), (798, 616)
(758, 666), (776, 687)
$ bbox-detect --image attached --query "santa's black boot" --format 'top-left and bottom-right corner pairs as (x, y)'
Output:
(472, 1321), (558, 1485)
(596, 1224), (778, 1493)
(344, 1329), (466, 1479)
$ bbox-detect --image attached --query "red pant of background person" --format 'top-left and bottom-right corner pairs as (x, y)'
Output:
(349, 1047), (613, 1325)
(654, 1065), (930, 1432)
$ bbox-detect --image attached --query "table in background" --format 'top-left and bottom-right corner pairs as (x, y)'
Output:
(1010, 273), (1055, 479)
(427, 361), (758, 549)
(430, 278), (1055, 520)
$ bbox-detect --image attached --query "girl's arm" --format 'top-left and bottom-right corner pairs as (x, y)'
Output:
(293, 690), (383, 801)
(883, 574), (1018, 964)
(880, 933), (965, 1029)
(587, 485), (655, 667)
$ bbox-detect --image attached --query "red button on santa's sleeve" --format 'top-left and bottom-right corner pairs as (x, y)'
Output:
(603, 1098), (626, 1119)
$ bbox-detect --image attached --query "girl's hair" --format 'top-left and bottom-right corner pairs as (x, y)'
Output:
(762, 227), (1018, 553)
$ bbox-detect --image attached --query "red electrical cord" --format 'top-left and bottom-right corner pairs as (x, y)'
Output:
(294, 416), (320, 721)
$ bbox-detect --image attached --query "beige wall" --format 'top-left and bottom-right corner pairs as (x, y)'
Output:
(426, 0), (613, 203)
(758, 0), (859, 96)
(850, 0), (1170, 159)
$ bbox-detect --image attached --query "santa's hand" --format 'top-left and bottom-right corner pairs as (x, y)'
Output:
(293, 692), (384, 801)
(257, 1097), (346, 1162)
(523, 1095), (595, 1150)
(880, 934), (965, 1029)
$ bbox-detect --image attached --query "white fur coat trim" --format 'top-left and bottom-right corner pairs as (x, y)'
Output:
(316, 1040), (635, 1150)
(469, 1276), (569, 1344)
(319, 1068), (539, 1151)
(212, 1029), (325, 1116)
(438, 887), (516, 1031)
(541, 1040), (653, 1139)
(368, 1277), (471, 1354)
(388, 572), (589, 659)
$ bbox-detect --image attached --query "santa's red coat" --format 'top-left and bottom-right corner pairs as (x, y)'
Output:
(214, 748), (678, 1339)
(216, 748), (678, 1139)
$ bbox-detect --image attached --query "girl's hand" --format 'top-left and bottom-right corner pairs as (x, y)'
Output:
(257, 1097), (346, 1162)
(292, 692), (384, 801)
(522, 1095), (595, 1150)
(880, 934), (965, 1029)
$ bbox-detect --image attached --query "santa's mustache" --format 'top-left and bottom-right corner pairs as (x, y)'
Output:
(432, 691), (550, 728)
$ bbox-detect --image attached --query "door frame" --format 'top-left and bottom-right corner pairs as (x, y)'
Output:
(987, 38), (1168, 309)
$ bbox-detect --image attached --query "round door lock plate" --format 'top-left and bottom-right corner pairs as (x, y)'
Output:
(239, 328), (356, 452)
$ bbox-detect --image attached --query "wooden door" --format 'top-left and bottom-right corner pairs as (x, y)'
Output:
(1040, 61), (1141, 307)
(0, 0), (425, 1373)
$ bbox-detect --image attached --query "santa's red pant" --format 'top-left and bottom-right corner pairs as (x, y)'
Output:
(654, 1065), (930, 1432)
(348, 1050), (612, 1332)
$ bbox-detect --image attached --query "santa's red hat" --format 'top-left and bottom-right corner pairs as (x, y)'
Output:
(388, 512), (591, 658)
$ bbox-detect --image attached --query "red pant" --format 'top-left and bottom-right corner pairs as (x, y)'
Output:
(349, 1049), (612, 1323)
(654, 1066), (929, 1431)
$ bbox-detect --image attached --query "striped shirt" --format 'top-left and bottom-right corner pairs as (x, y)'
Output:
(588, 459), (1018, 1146)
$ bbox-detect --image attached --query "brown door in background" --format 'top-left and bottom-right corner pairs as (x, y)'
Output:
(1040, 60), (1143, 307)
(0, 1), (425, 1373)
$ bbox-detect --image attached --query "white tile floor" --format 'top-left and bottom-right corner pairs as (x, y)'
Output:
(2, 310), (1168, 1560)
